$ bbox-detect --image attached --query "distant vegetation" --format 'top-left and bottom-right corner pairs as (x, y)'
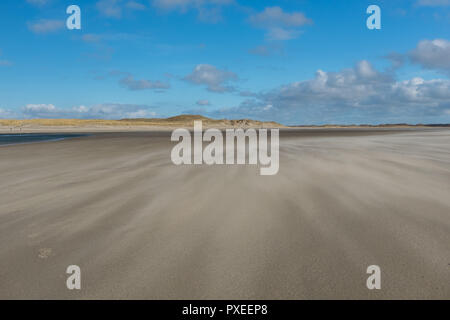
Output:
(1, 115), (448, 128)
(0, 115), (283, 128)
(290, 123), (450, 128)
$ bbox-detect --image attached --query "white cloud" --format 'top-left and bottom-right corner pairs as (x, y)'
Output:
(96, 0), (147, 18)
(20, 103), (158, 119)
(197, 7), (223, 23)
(26, 0), (50, 6)
(209, 60), (450, 124)
(392, 78), (450, 102)
(24, 104), (57, 113)
(409, 39), (450, 74)
(93, 70), (168, 91)
(153, 0), (233, 11)
(28, 19), (64, 34)
(184, 64), (238, 93)
(87, 104), (157, 118)
(384, 52), (406, 70)
(249, 6), (312, 41)
(248, 44), (284, 56)
(119, 75), (170, 90)
(82, 34), (103, 43)
(249, 6), (312, 28)
(355, 60), (378, 78)
(196, 99), (211, 106)
(266, 27), (301, 41)
(125, 1), (146, 10)
(81, 33), (152, 44)
(97, 0), (123, 18)
(416, 0), (450, 6)
(0, 108), (19, 119)
(152, 0), (233, 23)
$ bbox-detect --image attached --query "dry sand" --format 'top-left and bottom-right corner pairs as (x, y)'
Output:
(0, 128), (449, 299)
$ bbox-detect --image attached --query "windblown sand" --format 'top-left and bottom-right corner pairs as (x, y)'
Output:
(0, 129), (449, 299)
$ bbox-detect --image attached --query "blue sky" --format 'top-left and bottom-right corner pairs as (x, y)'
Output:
(0, 0), (449, 124)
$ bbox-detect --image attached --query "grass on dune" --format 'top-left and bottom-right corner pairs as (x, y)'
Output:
(0, 119), (188, 127)
(0, 115), (283, 127)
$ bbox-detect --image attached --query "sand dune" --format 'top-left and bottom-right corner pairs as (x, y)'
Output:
(0, 128), (449, 299)
(0, 115), (283, 133)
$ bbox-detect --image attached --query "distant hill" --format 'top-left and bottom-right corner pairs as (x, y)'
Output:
(120, 115), (212, 122)
(120, 115), (283, 128)
(290, 123), (450, 128)
(1, 116), (448, 130)
(118, 114), (284, 128)
(165, 115), (212, 122)
(0, 115), (284, 129)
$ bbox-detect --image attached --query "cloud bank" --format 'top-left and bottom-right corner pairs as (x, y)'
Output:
(17, 103), (158, 119)
(119, 75), (170, 91)
(249, 6), (313, 40)
(409, 39), (450, 74)
(152, 0), (234, 23)
(184, 64), (238, 93)
(204, 60), (450, 124)
(28, 19), (64, 34)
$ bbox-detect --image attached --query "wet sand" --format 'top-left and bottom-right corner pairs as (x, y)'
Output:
(0, 128), (449, 299)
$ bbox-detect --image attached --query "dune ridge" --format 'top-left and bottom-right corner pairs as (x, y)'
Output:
(0, 115), (283, 132)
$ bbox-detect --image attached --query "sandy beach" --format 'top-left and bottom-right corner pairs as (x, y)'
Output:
(0, 128), (449, 299)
